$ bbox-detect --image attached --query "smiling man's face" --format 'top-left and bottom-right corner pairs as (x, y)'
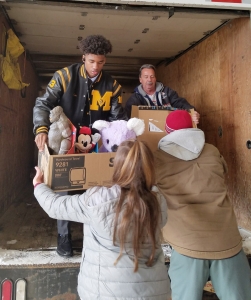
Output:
(139, 68), (157, 95)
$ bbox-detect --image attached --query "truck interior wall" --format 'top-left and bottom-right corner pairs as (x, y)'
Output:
(122, 85), (134, 106)
(0, 13), (39, 215)
(156, 17), (251, 230)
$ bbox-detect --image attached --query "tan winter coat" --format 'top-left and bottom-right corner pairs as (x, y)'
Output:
(154, 128), (242, 259)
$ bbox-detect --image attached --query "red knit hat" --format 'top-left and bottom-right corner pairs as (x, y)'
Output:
(165, 110), (193, 134)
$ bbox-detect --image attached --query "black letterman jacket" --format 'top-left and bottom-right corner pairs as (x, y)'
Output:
(33, 63), (127, 135)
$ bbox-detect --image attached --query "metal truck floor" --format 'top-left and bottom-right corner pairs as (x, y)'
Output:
(0, 184), (83, 267)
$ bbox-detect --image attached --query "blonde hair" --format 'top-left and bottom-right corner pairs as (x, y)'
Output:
(112, 140), (161, 272)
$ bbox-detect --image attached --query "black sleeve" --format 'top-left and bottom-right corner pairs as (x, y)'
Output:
(33, 72), (64, 134)
(108, 80), (128, 121)
(125, 93), (143, 118)
(165, 86), (195, 110)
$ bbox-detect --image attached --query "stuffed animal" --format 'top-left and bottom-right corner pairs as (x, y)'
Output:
(75, 126), (101, 153)
(92, 118), (145, 152)
(48, 106), (72, 155)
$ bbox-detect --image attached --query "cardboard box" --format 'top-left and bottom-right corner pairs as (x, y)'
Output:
(38, 108), (195, 192)
(38, 144), (115, 192)
(38, 121), (115, 192)
(131, 105), (195, 152)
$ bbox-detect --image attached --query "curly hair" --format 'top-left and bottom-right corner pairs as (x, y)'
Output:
(79, 35), (112, 56)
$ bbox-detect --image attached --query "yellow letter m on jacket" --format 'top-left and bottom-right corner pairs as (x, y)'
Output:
(90, 90), (112, 111)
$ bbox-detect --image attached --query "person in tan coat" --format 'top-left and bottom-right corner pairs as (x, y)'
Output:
(154, 110), (251, 300)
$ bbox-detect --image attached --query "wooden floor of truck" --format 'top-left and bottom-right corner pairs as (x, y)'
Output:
(0, 184), (83, 254)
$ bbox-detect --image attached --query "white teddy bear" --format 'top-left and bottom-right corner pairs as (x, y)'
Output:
(92, 118), (145, 152)
(48, 106), (72, 155)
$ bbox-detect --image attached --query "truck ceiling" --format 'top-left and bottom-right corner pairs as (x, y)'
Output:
(0, 0), (249, 87)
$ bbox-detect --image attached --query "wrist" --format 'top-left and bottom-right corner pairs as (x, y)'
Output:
(34, 182), (42, 188)
(35, 127), (48, 136)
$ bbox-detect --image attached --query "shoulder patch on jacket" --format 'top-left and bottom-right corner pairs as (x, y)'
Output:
(49, 79), (56, 88)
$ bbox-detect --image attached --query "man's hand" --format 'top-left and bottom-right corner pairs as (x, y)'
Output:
(192, 111), (200, 125)
(33, 166), (44, 186)
(35, 133), (48, 151)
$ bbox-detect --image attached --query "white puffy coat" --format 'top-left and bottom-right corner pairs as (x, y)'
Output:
(34, 184), (170, 300)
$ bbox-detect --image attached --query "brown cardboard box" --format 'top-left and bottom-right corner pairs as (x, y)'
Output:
(38, 144), (115, 192)
(131, 106), (195, 152)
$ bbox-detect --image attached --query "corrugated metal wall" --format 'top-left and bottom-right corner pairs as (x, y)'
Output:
(157, 17), (251, 230)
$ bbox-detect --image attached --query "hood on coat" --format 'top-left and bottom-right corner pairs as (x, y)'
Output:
(158, 128), (205, 161)
(136, 82), (164, 96)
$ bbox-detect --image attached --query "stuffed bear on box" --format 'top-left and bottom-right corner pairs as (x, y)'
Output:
(48, 106), (72, 155)
(92, 118), (145, 152)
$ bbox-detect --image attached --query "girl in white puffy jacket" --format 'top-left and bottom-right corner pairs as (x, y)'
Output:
(33, 140), (171, 300)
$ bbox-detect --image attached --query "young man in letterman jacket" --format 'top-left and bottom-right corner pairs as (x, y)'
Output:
(33, 35), (128, 257)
